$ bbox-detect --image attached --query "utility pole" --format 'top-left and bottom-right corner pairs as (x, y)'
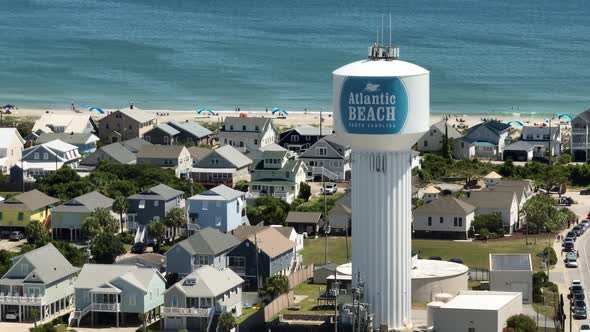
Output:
(255, 233), (261, 290)
(333, 274), (339, 332)
(549, 116), (552, 166)
(323, 166), (329, 265)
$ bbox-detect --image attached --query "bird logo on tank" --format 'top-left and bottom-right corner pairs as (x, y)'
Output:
(340, 76), (408, 135)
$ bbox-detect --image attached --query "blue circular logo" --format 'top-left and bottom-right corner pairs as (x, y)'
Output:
(339, 76), (408, 134)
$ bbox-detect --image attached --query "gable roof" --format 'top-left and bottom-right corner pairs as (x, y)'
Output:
(213, 145), (252, 168)
(115, 107), (155, 123)
(23, 140), (80, 161)
(230, 224), (266, 242)
(413, 196), (475, 215)
(239, 227), (295, 258)
(484, 171), (502, 179)
(52, 191), (114, 213)
(94, 142), (137, 164)
(0, 189), (59, 211)
(223, 117), (271, 131)
(504, 140), (535, 152)
(177, 227), (240, 256)
(272, 226), (295, 239)
(128, 184), (184, 201)
(481, 185), (526, 205)
(75, 263), (161, 292)
(187, 147), (212, 162)
(121, 138), (152, 153)
(300, 135), (349, 159)
(35, 132), (99, 146)
(521, 126), (559, 139)
(289, 125), (333, 136)
(3, 243), (79, 285)
(190, 184), (244, 201)
(151, 123), (180, 136)
(286, 211), (322, 224)
(422, 185), (440, 194)
(171, 265), (243, 298)
(467, 120), (511, 136)
(0, 128), (25, 147)
(32, 113), (94, 133)
(137, 145), (186, 159)
(465, 191), (517, 209)
(168, 120), (212, 138)
(430, 120), (463, 138)
(574, 109), (590, 123)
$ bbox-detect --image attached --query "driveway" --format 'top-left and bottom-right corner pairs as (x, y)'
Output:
(0, 239), (26, 252)
(0, 322), (32, 332)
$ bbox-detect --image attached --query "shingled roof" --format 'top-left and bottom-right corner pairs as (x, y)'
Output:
(177, 227), (240, 255)
(413, 196), (476, 215)
(0, 190), (59, 211)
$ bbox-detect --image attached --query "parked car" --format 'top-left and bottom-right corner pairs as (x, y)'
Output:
(567, 257), (579, 268)
(573, 226), (585, 236)
(571, 284), (585, 295)
(581, 188), (590, 195)
(572, 293), (586, 304)
(5, 309), (21, 320)
(567, 231), (578, 241)
(565, 242), (576, 252)
(573, 280), (583, 287)
(558, 196), (574, 206)
(449, 258), (464, 264)
(580, 324), (590, 331)
(564, 238), (576, 248)
(574, 303), (588, 320)
(566, 252), (578, 262)
(131, 242), (147, 254)
(9, 231), (24, 241)
(0, 230), (9, 239)
(320, 182), (338, 195)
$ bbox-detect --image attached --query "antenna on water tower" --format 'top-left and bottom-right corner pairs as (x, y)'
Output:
(381, 15), (384, 45)
(389, 12), (392, 46)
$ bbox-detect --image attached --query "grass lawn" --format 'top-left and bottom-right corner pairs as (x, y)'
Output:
(301, 234), (554, 271)
(277, 281), (334, 320)
(236, 306), (260, 324)
(532, 287), (558, 320)
(295, 193), (345, 213)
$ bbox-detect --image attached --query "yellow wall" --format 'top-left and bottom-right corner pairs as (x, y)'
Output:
(0, 207), (50, 228)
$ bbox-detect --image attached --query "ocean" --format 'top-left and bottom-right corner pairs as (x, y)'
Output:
(1, 0), (589, 116)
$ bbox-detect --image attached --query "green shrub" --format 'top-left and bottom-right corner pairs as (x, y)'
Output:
(158, 245), (172, 255)
(544, 281), (558, 293)
(542, 247), (557, 265)
(117, 233), (135, 245)
(506, 314), (536, 332)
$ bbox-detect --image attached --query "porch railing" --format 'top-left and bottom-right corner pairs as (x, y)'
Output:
(0, 294), (44, 305)
(91, 302), (120, 312)
(161, 306), (213, 317)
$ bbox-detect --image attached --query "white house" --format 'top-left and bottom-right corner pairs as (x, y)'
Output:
(31, 112), (96, 136)
(432, 290), (522, 332)
(520, 125), (561, 157)
(413, 196), (476, 240)
(421, 185), (440, 203)
(416, 120), (463, 152)
(0, 128), (25, 175)
(298, 135), (351, 181)
(483, 171), (503, 186)
(465, 191), (519, 234)
(219, 117), (277, 151)
(489, 254), (533, 304)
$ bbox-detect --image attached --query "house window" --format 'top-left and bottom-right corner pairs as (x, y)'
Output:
(215, 216), (222, 226)
(229, 125), (234, 130)
(423, 140), (428, 147)
(43, 152), (49, 160)
(216, 201), (221, 208)
(171, 296), (178, 307)
(255, 126), (259, 131)
(0, 212), (3, 220)
(427, 217), (432, 226)
(454, 217), (458, 227)
(254, 139), (258, 145)
(202, 201), (208, 210)
(317, 147), (327, 156)
(129, 294), (136, 305)
(18, 212), (24, 221)
(459, 217), (463, 227)
(229, 256), (245, 268)
(139, 200), (145, 209)
(194, 255), (213, 266)
(154, 201), (159, 207)
(440, 217), (443, 224)
(291, 135), (299, 143)
(468, 328), (475, 332)
(461, 142), (465, 148)
(145, 136), (151, 142)
(21, 263), (28, 275)
(34, 152), (39, 160)
(242, 125), (247, 131)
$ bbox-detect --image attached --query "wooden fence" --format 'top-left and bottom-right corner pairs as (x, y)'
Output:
(264, 290), (294, 321)
(288, 264), (314, 288)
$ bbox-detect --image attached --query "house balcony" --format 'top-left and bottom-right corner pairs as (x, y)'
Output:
(161, 306), (213, 317)
(228, 266), (246, 276)
(91, 302), (120, 312)
(572, 128), (588, 135)
(572, 142), (589, 150)
(0, 294), (44, 305)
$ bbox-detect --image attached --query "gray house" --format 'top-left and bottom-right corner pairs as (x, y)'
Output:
(80, 138), (152, 167)
(227, 226), (295, 290)
(416, 120), (463, 152)
(191, 145), (252, 187)
(137, 145), (192, 178)
(162, 266), (243, 331)
(71, 264), (165, 327)
(299, 135), (351, 181)
(285, 211), (323, 236)
(51, 191), (115, 242)
(17, 139), (81, 180)
(165, 227), (241, 277)
(187, 185), (248, 234)
(143, 123), (181, 145)
(454, 121), (511, 160)
(127, 184), (185, 242)
(572, 109), (590, 161)
(0, 243), (80, 323)
(168, 120), (213, 146)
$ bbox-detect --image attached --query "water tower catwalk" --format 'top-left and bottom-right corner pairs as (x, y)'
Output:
(332, 44), (429, 331)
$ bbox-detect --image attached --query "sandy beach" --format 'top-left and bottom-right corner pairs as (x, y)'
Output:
(7, 108), (562, 131)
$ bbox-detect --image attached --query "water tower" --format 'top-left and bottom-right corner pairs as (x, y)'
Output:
(332, 43), (429, 331)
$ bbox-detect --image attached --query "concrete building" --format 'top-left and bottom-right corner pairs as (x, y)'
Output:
(0, 243), (79, 323)
(98, 107), (156, 143)
(136, 145), (192, 178)
(191, 145), (252, 187)
(187, 185), (248, 233)
(162, 266), (243, 331)
(413, 196), (476, 240)
(0, 128), (25, 175)
(454, 121), (511, 160)
(416, 120), (463, 152)
(489, 254), (533, 303)
(432, 290), (522, 332)
(219, 117), (277, 150)
(520, 125), (561, 157)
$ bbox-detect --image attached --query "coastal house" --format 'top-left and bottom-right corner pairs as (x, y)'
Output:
(80, 138), (152, 167)
(31, 113), (97, 137)
(187, 147), (211, 165)
(51, 191), (115, 242)
(421, 185), (440, 203)
(165, 227), (241, 277)
(272, 225), (304, 253)
(143, 123), (180, 145)
(190, 145), (252, 187)
(228, 226), (295, 289)
(285, 211), (323, 236)
(465, 191), (519, 234)
(278, 125), (332, 154)
(162, 266), (243, 331)
(249, 146), (307, 203)
(126, 184), (185, 241)
(571, 109), (590, 161)
(35, 133), (100, 155)
(502, 141), (535, 162)
(412, 196), (476, 240)
(298, 135), (351, 181)
(0, 128), (25, 175)
(16, 140), (81, 180)
(0, 243), (80, 323)
(519, 125), (561, 158)
(136, 145), (192, 178)
(167, 120), (213, 146)
(0, 189), (59, 231)
(98, 106), (156, 143)
(187, 185), (248, 234)
(327, 192), (351, 235)
(483, 171), (503, 186)
(416, 120), (463, 152)
(70, 264), (165, 327)
(115, 253), (166, 272)
(218, 117), (277, 150)
(454, 121), (511, 160)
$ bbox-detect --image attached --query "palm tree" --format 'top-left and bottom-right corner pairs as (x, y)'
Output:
(112, 196), (128, 233)
(219, 312), (236, 332)
(147, 220), (167, 251)
(164, 207), (186, 240)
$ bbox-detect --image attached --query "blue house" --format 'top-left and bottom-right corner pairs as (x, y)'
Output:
(127, 184), (185, 242)
(165, 227), (241, 277)
(228, 226), (295, 290)
(187, 185), (248, 234)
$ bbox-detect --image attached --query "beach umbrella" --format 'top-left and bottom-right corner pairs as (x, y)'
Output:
(196, 109), (215, 115)
(88, 107), (105, 114)
(557, 113), (573, 121)
(507, 120), (524, 127)
(271, 107), (288, 116)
